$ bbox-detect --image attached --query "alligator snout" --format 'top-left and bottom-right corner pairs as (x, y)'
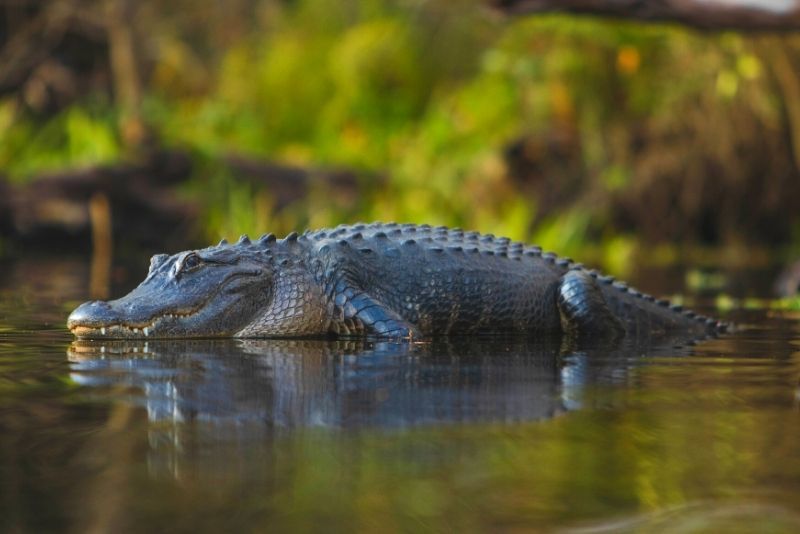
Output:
(68, 300), (116, 332)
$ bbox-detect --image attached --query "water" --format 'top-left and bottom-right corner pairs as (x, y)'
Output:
(2, 257), (800, 532)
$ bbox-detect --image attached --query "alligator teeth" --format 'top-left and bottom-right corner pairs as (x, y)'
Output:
(86, 311), (191, 338)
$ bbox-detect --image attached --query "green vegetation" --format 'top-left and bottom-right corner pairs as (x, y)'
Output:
(2, 0), (798, 262)
(0, 101), (121, 183)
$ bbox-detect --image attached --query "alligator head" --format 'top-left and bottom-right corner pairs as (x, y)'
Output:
(68, 237), (275, 339)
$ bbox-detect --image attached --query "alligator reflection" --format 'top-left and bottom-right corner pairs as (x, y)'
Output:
(68, 337), (697, 429)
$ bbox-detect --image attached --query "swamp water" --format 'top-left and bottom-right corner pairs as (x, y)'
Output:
(1, 257), (800, 532)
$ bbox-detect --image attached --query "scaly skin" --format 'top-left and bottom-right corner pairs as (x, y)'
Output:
(67, 222), (728, 340)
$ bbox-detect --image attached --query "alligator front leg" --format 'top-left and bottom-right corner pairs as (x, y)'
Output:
(556, 269), (624, 341)
(333, 290), (422, 339)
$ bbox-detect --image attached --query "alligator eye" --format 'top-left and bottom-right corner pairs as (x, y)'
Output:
(181, 253), (203, 272)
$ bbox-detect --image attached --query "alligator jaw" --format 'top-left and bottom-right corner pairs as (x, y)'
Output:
(68, 311), (199, 339)
(69, 318), (159, 339)
(71, 322), (156, 339)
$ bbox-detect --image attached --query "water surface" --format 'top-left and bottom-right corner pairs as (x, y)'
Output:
(1, 257), (799, 532)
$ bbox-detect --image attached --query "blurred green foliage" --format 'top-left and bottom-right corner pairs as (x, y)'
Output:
(0, 0), (794, 263)
(0, 101), (121, 183)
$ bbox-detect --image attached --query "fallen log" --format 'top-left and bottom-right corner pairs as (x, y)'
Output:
(3, 150), (198, 252)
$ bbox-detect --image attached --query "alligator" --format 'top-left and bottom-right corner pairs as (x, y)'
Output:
(67, 222), (728, 340)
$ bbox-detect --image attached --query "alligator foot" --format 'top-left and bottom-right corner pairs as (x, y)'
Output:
(339, 292), (422, 339)
(557, 269), (625, 341)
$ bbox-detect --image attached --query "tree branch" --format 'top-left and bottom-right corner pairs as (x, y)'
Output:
(491, 0), (800, 31)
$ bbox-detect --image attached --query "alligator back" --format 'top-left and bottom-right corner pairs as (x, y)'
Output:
(306, 223), (565, 335)
(300, 223), (725, 339)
